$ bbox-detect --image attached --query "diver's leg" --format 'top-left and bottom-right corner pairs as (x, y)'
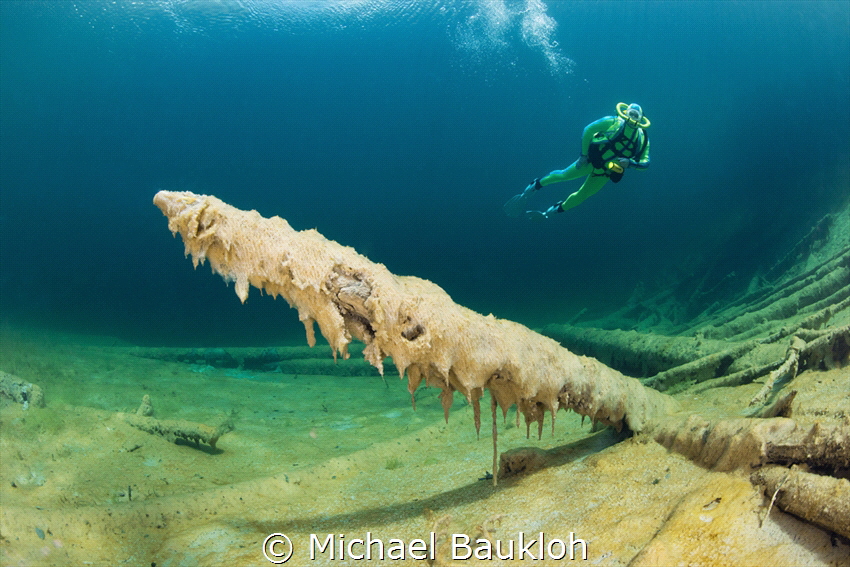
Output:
(559, 174), (609, 212)
(541, 160), (593, 185)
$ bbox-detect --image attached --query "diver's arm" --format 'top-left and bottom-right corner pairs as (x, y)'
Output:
(580, 116), (618, 155)
(630, 133), (650, 170)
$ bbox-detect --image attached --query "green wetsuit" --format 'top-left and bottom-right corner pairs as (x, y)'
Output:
(540, 115), (650, 212)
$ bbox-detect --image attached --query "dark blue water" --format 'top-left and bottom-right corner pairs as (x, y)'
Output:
(2, 1), (848, 346)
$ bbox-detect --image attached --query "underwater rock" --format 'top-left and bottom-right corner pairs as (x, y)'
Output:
(498, 446), (551, 478)
(136, 394), (154, 416)
(0, 370), (45, 409)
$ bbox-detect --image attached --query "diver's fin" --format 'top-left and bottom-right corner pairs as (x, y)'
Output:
(503, 192), (529, 217)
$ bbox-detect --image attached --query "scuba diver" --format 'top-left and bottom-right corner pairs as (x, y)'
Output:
(504, 103), (650, 219)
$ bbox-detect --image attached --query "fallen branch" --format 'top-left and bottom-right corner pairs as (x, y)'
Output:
(749, 337), (805, 406)
(752, 465), (850, 538)
(757, 390), (797, 419)
(798, 324), (850, 371)
(693, 249), (850, 341)
(125, 344), (378, 375)
(648, 415), (850, 473)
(124, 413), (233, 450)
(122, 394), (232, 449)
(759, 295), (850, 344)
(643, 340), (759, 392)
(540, 324), (732, 378)
(748, 325), (850, 408)
(688, 360), (783, 395)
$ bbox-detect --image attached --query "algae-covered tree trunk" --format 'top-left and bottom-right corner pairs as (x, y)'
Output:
(153, 192), (850, 538)
(153, 191), (677, 481)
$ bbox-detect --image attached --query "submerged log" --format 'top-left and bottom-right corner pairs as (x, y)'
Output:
(153, 190), (849, 532)
(154, 191), (678, 482)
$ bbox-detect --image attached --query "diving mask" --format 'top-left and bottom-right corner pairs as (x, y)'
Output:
(616, 102), (650, 128)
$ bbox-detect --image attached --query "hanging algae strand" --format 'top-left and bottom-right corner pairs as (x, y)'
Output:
(153, 191), (677, 482)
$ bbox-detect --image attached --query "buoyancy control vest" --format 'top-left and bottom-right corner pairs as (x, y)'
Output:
(587, 120), (648, 183)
